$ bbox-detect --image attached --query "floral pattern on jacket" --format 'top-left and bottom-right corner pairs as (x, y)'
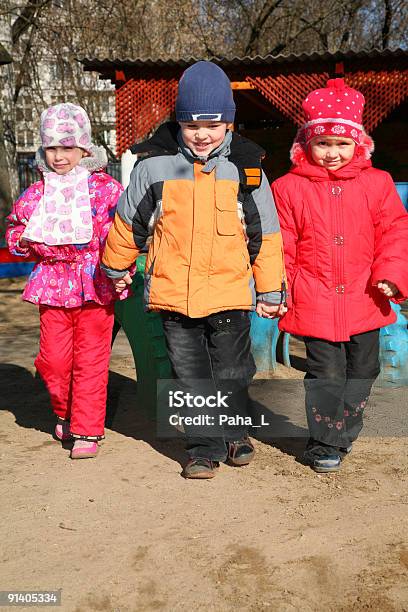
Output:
(6, 172), (126, 308)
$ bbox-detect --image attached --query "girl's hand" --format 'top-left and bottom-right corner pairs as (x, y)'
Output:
(377, 280), (399, 298)
(113, 272), (132, 293)
(256, 301), (288, 319)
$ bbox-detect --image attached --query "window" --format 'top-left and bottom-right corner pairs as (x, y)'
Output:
(26, 131), (34, 148)
(17, 130), (25, 147)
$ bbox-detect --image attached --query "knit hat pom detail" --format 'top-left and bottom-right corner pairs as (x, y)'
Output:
(326, 78), (347, 91)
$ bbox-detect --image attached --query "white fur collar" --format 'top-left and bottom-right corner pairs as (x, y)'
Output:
(35, 145), (108, 174)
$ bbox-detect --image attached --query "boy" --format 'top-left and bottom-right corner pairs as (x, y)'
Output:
(102, 61), (286, 478)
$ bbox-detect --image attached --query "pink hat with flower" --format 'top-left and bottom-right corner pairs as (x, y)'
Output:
(300, 78), (365, 145)
(40, 103), (92, 151)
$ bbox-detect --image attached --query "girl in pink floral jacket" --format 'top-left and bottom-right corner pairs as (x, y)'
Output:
(6, 103), (124, 459)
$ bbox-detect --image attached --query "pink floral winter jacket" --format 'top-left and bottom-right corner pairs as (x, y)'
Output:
(6, 171), (124, 308)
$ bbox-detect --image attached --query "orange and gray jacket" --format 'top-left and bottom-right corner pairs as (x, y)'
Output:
(102, 122), (286, 318)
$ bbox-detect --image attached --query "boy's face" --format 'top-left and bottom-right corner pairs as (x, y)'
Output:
(309, 136), (356, 171)
(45, 146), (88, 174)
(180, 121), (228, 157)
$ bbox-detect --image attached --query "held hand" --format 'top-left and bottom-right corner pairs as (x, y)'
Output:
(377, 280), (398, 298)
(113, 272), (132, 293)
(19, 237), (30, 248)
(256, 301), (288, 319)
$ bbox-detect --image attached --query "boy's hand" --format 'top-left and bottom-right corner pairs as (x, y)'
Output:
(256, 301), (287, 319)
(377, 280), (398, 297)
(113, 272), (132, 293)
(19, 237), (30, 248)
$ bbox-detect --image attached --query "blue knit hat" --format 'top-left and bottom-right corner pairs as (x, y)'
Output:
(175, 61), (236, 123)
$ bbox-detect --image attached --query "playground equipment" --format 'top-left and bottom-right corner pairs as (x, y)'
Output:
(114, 255), (172, 416)
(0, 247), (35, 278)
(249, 313), (290, 372)
(377, 182), (408, 387)
(395, 182), (408, 210)
(378, 302), (408, 386)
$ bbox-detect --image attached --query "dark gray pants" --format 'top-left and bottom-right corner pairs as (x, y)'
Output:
(304, 329), (380, 448)
(161, 310), (256, 461)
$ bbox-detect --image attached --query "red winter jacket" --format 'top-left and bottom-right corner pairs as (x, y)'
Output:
(272, 152), (408, 342)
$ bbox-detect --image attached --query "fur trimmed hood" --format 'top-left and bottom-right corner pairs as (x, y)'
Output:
(35, 144), (108, 174)
(290, 131), (375, 166)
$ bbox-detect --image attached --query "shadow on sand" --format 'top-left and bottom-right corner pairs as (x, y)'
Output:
(0, 363), (309, 467)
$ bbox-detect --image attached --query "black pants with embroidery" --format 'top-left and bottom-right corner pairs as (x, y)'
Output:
(304, 329), (380, 448)
(161, 310), (256, 461)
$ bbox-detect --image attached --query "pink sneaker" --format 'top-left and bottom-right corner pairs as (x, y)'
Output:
(54, 418), (72, 441)
(70, 440), (99, 460)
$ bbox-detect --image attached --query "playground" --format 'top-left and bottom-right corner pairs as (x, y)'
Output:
(1, 276), (407, 612)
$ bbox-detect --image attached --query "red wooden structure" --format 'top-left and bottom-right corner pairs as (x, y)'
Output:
(81, 48), (408, 158)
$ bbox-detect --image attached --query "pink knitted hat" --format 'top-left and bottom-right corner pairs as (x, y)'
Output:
(40, 103), (92, 151)
(300, 78), (365, 145)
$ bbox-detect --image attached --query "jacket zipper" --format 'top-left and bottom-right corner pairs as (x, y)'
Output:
(331, 181), (346, 339)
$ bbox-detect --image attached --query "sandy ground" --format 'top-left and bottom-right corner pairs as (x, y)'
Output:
(0, 277), (407, 612)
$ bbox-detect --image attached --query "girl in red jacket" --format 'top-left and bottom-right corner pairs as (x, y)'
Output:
(272, 78), (408, 473)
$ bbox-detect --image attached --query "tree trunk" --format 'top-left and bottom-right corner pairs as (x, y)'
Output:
(382, 0), (392, 48)
(0, 110), (14, 238)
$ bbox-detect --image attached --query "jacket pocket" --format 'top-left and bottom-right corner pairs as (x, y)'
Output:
(148, 230), (165, 277)
(215, 200), (238, 236)
(289, 268), (300, 304)
(242, 248), (250, 271)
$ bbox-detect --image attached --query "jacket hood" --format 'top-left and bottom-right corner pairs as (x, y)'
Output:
(35, 144), (108, 174)
(130, 122), (180, 156)
(289, 132), (374, 181)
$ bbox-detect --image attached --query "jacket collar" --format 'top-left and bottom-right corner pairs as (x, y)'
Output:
(130, 121), (266, 189)
(130, 122), (180, 156)
(290, 153), (372, 181)
(35, 145), (108, 174)
(177, 130), (232, 172)
(131, 121), (265, 160)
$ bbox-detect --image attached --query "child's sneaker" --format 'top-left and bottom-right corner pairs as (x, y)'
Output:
(311, 454), (341, 473)
(303, 438), (342, 473)
(54, 418), (72, 441)
(70, 439), (99, 460)
(227, 437), (255, 466)
(182, 458), (220, 479)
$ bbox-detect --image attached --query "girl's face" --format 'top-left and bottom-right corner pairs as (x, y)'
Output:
(180, 121), (228, 157)
(309, 136), (356, 171)
(45, 146), (88, 174)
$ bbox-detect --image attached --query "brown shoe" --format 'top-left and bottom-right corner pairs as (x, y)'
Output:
(182, 458), (220, 479)
(228, 437), (255, 466)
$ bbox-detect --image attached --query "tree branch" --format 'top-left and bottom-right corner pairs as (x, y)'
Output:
(11, 0), (51, 44)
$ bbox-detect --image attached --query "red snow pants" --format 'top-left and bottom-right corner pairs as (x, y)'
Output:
(35, 303), (114, 439)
